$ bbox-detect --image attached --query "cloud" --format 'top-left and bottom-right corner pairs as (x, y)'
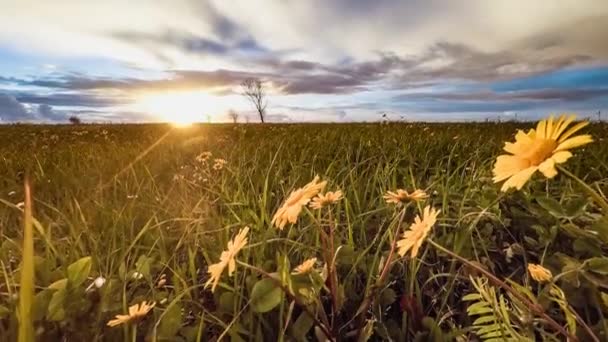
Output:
(15, 93), (125, 107)
(37, 104), (66, 121)
(0, 94), (35, 121)
(0, 94), (69, 122)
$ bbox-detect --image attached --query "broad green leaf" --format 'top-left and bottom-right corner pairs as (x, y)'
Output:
(157, 302), (182, 339)
(32, 289), (54, 321)
(0, 305), (10, 319)
(67, 256), (92, 287)
(47, 287), (66, 321)
(379, 288), (396, 307)
(536, 197), (565, 217)
(291, 311), (314, 341)
(250, 278), (283, 313)
(134, 255), (152, 279)
(219, 292), (235, 313)
(586, 257), (608, 275)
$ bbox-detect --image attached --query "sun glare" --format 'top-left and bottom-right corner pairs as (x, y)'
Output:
(136, 91), (230, 126)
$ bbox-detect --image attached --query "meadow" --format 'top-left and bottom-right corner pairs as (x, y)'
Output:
(1, 119), (608, 341)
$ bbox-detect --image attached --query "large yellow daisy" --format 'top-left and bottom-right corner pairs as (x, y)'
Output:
(205, 227), (249, 292)
(397, 205), (440, 258)
(272, 176), (327, 229)
(493, 114), (592, 192)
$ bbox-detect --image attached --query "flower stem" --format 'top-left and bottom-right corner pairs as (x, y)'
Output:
(557, 165), (608, 213)
(427, 239), (582, 342)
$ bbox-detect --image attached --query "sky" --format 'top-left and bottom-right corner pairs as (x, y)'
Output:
(0, 0), (607, 123)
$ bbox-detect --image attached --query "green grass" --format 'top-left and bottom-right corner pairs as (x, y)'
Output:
(1, 121), (607, 340)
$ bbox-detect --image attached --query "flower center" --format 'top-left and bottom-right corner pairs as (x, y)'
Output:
(521, 138), (557, 166)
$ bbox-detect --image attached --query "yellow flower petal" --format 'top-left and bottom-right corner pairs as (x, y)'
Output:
(551, 151), (572, 164)
(558, 120), (589, 143)
(500, 166), (537, 191)
(554, 135), (593, 152)
(538, 158), (557, 178)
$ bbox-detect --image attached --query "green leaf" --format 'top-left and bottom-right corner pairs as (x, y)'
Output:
(586, 257), (608, 275)
(591, 216), (608, 244)
(291, 311), (314, 341)
(47, 287), (66, 321)
(32, 289), (54, 321)
(67, 257), (92, 287)
(564, 197), (588, 217)
(157, 302), (182, 339)
(0, 305), (10, 319)
(219, 292), (235, 313)
(250, 278), (283, 313)
(48, 278), (68, 290)
(379, 288), (396, 307)
(134, 255), (153, 280)
(536, 197), (565, 217)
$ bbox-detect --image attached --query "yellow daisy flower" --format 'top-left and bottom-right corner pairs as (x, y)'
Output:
(309, 190), (343, 209)
(205, 227), (249, 292)
(272, 176), (327, 230)
(397, 205), (440, 258)
(384, 189), (428, 205)
(493, 114), (592, 192)
(527, 264), (553, 283)
(107, 301), (155, 327)
(293, 257), (317, 274)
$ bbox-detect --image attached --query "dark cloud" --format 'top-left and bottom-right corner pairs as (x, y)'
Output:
(16, 93), (125, 107)
(37, 104), (66, 121)
(0, 94), (35, 121)
(113, 30), (268, 57)
(0, 94), (69, 122)
(392, 88), (608, 103)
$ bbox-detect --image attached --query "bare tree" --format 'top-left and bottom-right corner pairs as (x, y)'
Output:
(241, 78), (267, 123)
(68, 115), (81, 124)
(228, 109), (239, 124)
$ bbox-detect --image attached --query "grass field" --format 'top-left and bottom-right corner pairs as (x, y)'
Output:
(1, 120), (608, 341)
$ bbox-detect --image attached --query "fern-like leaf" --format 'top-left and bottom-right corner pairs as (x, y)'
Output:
(464, 277), (534, 342)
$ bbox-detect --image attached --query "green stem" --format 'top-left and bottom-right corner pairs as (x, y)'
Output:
(428, 239), (582, 342)
(557, 165), (608, 213)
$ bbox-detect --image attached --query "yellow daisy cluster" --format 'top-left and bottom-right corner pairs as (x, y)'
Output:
(272, 176), (327, 230)
(107, 301), (155, 327)
(527, 263), (553, 283)
(397, 205), (440, 258)
(493, 114), (592, 191)
(384, 189), (428, 205)
(293, 258), (317, 274)
(205, 227), (249, 292)
(309, 190), (343, 209)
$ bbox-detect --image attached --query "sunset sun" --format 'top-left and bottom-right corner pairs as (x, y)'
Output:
(137, 91), (230, 125)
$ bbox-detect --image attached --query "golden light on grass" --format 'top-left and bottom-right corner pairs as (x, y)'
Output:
(493, 114), (593, 192)
(272, 176), (327, 230)
(527, 264), (553, 283)
(107, 301), (155, 327)
(205, 227), (249, 292)
(397, 205), (440, 258)
(136, 90), (231, 126)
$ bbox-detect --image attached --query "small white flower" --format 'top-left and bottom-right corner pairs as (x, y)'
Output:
(127, 194), (138, 199)
(86, 276), (106, 291)
(132, 272), (144, 280)
(94, 276), (106, 288)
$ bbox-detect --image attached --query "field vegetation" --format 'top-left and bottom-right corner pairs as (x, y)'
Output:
(1, 117), (608, 341)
